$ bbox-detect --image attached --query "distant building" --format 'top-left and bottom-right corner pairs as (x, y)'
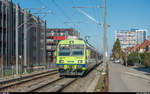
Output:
(115, 29), (148, 51)
(136, 29), (147, 44)
(0, 0), (46, 67)
(115, 30), (137, 49)
(124, 47), (133, 54)
(147, 36), (150, 41)
(139, 40), (150, 53)
(46, 28), (80, 64)
(131, 43), (141, 52)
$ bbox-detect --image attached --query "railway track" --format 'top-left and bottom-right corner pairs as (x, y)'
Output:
(28, 76), (79, 92)
(27, 62), (102, 92)
(0, 69), (58, 92)
(0, 61), (102, 92)
(24, 62), (101, 92)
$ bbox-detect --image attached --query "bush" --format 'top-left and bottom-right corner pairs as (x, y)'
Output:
(141, 53), (150, 67)
(139, 53), (144, 61)
(127, 51), (139, 66)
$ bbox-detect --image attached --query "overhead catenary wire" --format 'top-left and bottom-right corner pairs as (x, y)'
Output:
(51, 0), (73, 28)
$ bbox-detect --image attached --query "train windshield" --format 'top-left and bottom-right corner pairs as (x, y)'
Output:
(71, 45), (84, 56)
(59, 44), (84, 56)
(59, 45), (70, 56)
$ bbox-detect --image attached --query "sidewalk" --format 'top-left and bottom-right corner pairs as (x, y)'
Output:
(109, 61), (150, 92)
(124, 66), (150, 81)
(109, 62), (129, 92)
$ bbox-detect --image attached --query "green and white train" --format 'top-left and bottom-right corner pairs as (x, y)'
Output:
(56, 36), (102, 76)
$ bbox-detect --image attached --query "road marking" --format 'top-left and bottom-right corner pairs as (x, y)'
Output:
(124, 72), (150, 81)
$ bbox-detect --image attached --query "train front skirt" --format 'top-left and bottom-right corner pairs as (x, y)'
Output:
(58, 69), (85, 76)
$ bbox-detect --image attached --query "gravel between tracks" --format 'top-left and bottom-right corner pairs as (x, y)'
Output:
(1, 64), (102, 92)
(61, 64), (102, 92)
(1, 72), (59, 92)
(36, 78), (74, 92)
(13, 74), (59, 92)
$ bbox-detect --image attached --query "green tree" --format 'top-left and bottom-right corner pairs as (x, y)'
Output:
(112, 38), (122, 59)
(141, 52), (150, 67)
(127, 51), (139, 66)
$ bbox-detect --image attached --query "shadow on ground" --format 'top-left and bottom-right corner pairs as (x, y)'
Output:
(134, 67), (150, 76)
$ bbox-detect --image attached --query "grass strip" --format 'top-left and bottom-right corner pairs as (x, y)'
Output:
(95, 74), (105, 92)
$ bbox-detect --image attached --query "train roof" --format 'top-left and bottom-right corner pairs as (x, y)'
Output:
(85, 41), (102, 55)
(58, 39), (85, 45)
(58, 39), (102, 56)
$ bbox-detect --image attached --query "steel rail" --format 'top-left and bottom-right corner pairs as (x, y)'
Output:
(56, 78), (79, 92)
(0, 70), (58, 92)
(28, 77), (64, 92)
(0, 69), (57, 85)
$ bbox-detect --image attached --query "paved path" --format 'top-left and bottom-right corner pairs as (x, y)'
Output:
(109, 62), (150, 92)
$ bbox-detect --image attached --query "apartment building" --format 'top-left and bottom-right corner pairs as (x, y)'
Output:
(115, 29), (147, 50)
(136, 29), (147, 44)
(46, 28), (80, 64)
(0, 0), (46, 72)
(115, 30), (137, 49)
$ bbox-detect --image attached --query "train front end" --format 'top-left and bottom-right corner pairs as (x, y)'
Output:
(56, 39), (87, 76)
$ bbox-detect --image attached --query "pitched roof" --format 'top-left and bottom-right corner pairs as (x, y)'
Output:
(132, 43), (141, 51)
(140, 40), (150, 49)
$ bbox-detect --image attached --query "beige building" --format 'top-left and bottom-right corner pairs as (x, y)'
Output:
(147, 36), (150, 41)
(115, 30), (137, 49)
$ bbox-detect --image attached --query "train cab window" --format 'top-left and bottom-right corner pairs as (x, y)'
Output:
(71, 45), (84, 56)
(59, 45), (70, 56)
(72, 48), (84, 56)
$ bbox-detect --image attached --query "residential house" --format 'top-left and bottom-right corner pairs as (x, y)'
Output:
(139, 40), (150, 53)
(124, 47), (133, 54)
(131, 43), (141, 52)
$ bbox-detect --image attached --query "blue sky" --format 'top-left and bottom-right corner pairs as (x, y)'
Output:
(13, 0), (150, 55)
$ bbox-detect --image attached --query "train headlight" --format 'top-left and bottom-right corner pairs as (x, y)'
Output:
(78, 60), (83, 63)
(59, 60), (64, 63)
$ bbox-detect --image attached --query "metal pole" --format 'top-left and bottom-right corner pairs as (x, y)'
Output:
(24, 10), (27, 73)
(1, 2), (4, 77)
(44, 21), (47, 68)
(37, 18), (39, 66)
(103, 0), (107, 73)
(36, 17), (40, 66)
(27, 12), (31, 72)
(6, 1), (8, 71)
(15, 4), (19, 75)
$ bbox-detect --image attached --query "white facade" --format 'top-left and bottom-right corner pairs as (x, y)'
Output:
(115, 29), (148, 50)
(115, 30), (137, 49)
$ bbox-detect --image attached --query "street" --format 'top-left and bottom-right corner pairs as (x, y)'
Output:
(109, 61), (150, 92)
